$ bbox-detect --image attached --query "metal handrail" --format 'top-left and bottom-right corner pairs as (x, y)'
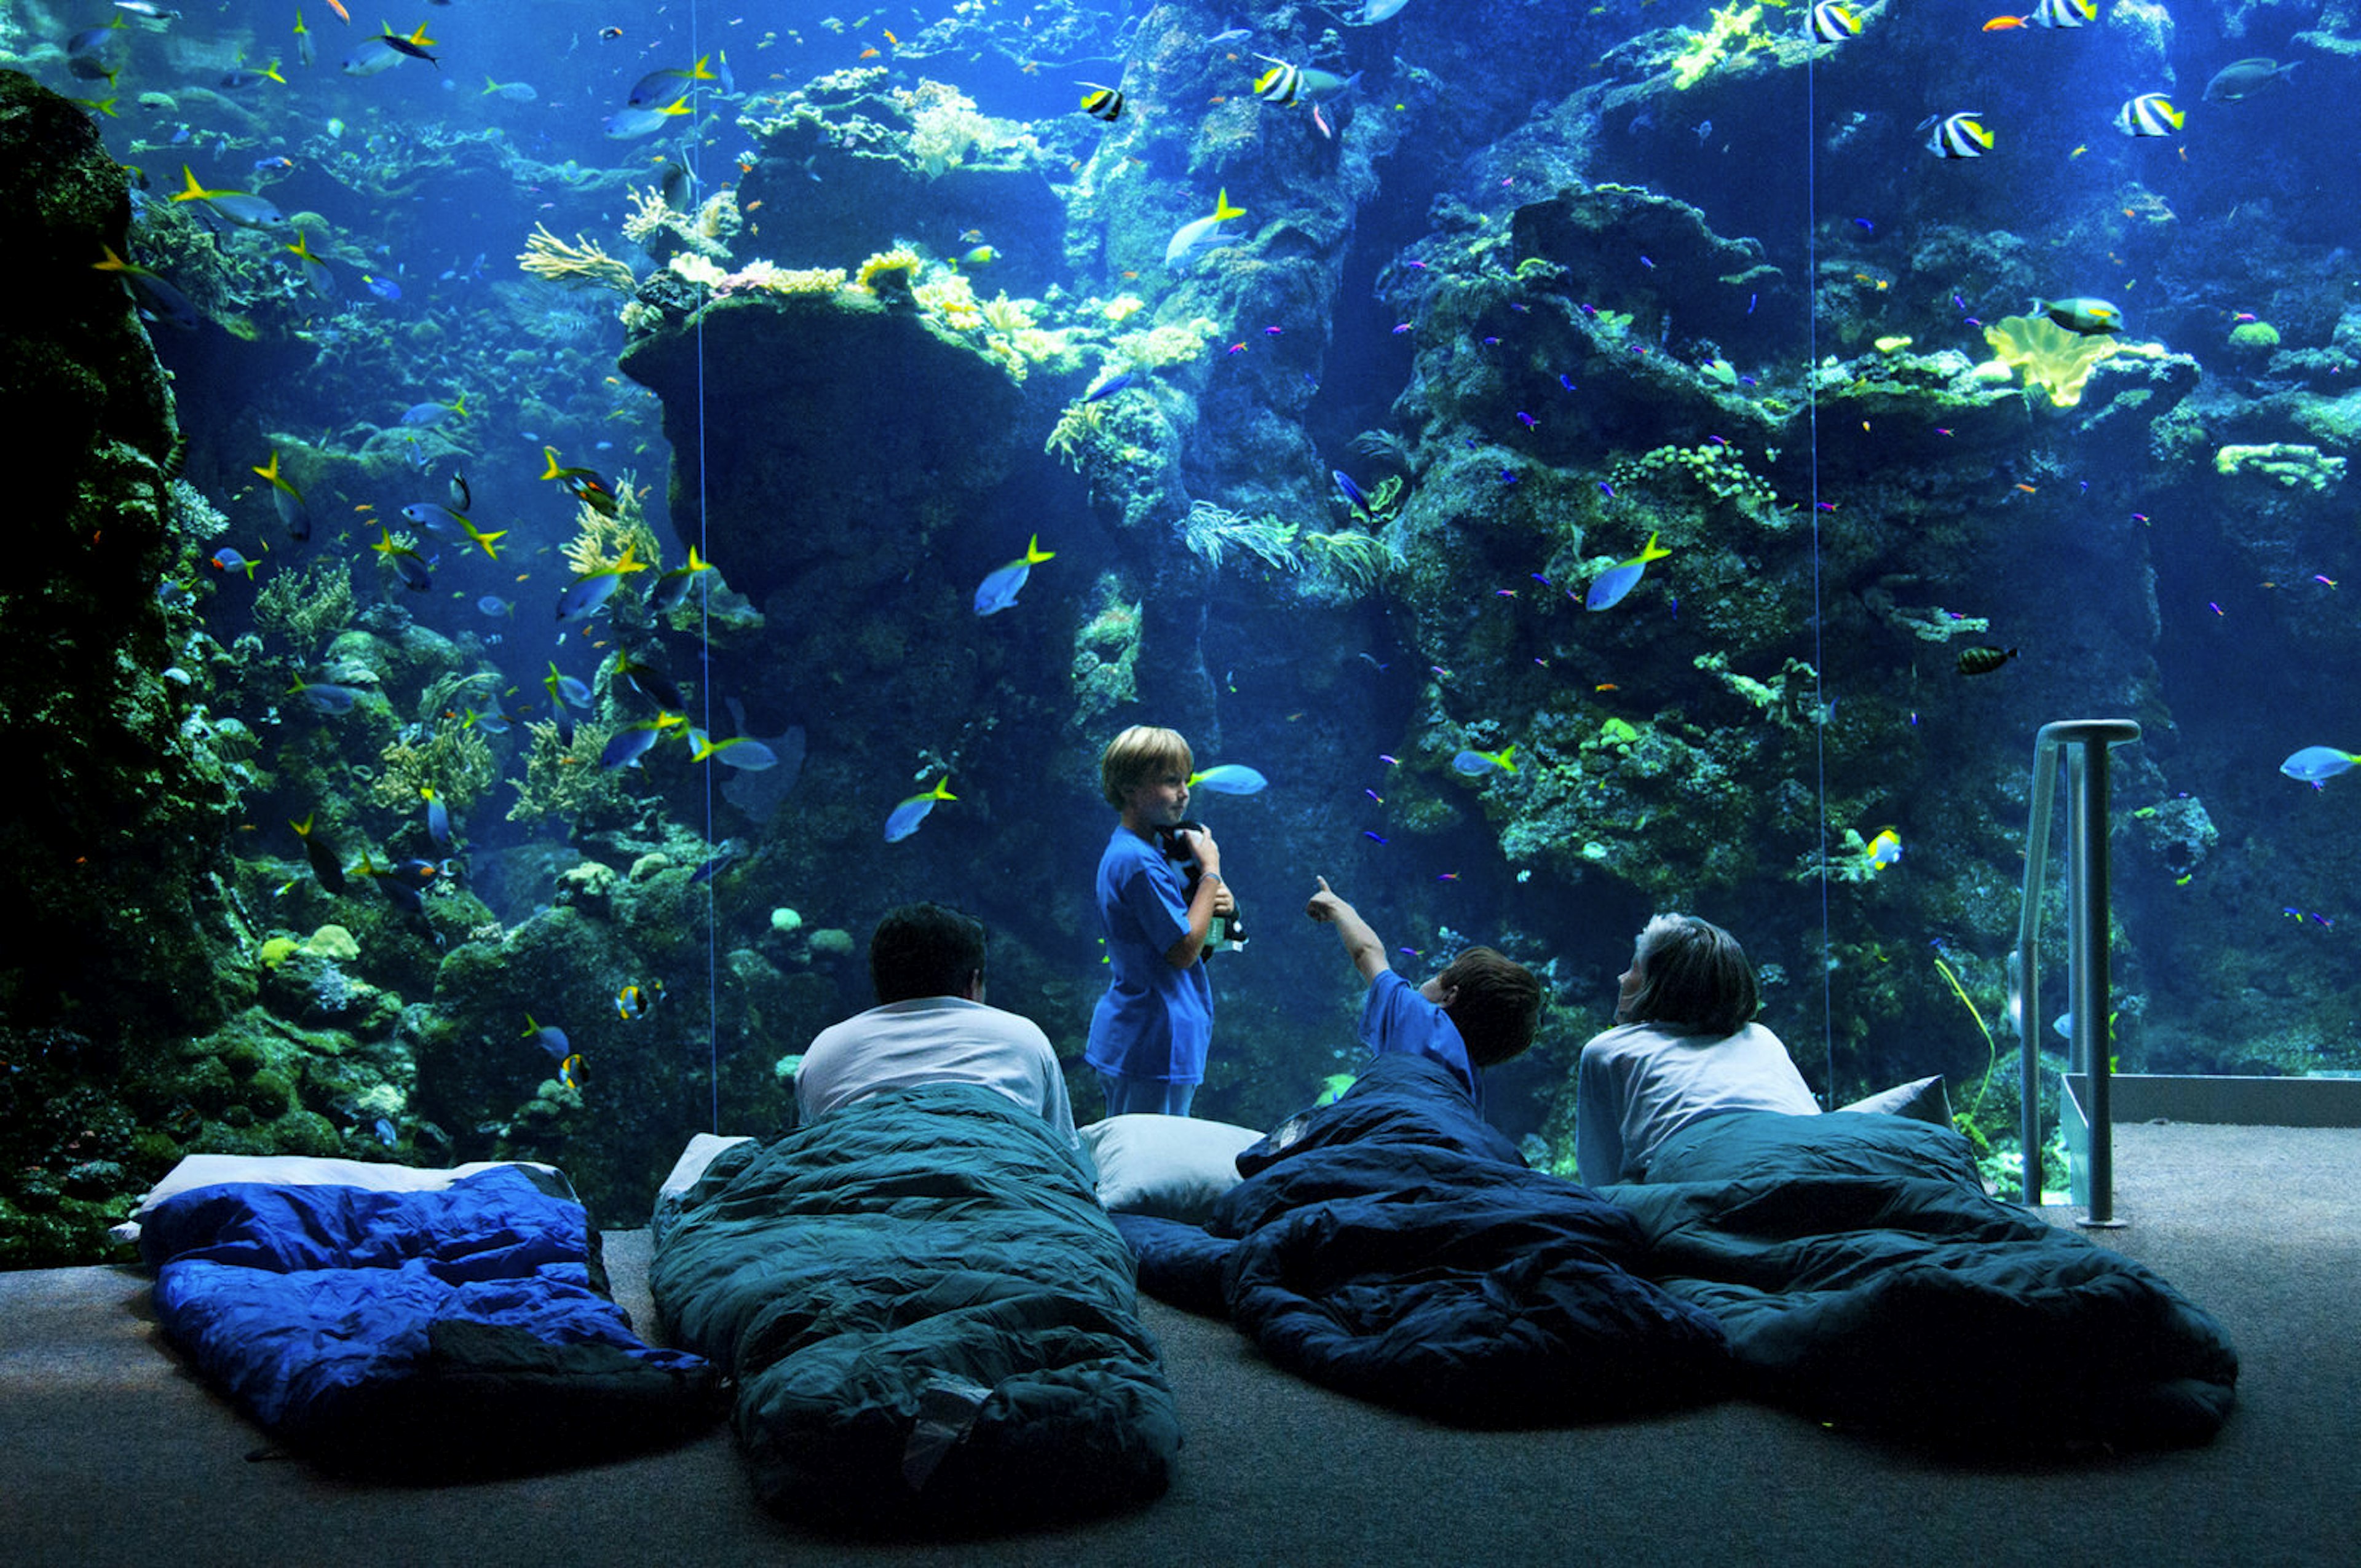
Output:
(2008, 719), (2140, 1219)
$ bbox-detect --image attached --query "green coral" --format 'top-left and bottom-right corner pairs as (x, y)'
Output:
(507, 719), (641, 826)
(1669, 4), (1769, 91)
(253, 558), (355, 658)
(2226, 320), (2280, 354)
(1300, 530), (1402, 594)
(1980, 315), (2157, 408)
(371, 715), (499, 818)
(1179, 502), (1299, 570)
(2213, 442), (2345, 490)
(1072, 576), (1142, 720)
(1608, 442), (1781, 515)
(1110, 317), (1221, 370)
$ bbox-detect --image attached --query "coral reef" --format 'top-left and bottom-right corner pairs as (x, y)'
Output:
(518, 223), (638, 294)
(2213, 442), (2346, 491)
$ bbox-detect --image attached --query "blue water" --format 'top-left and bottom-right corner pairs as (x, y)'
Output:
(19, 0), (2361, 1211)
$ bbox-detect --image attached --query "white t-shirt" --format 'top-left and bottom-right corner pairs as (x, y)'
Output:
(796, 996), (1078, 1146)
(1575, 1021), (1819, 1186)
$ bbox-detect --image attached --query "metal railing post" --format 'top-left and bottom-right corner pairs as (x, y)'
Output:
(2011, 719), (2140, 1219)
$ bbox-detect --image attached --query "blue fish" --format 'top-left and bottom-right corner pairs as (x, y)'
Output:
(521, 1016), (569, 1059)
(2281, 746), (2361, 785)
(288, 677), (365, 712)
(974, 535), (1055, 616)
(1187, 763), (1268, 796)
(1083, 372), (1134, 402)
(1586, 531), (1674, 611)
(605, 100), (694, 140)
(601, 714), (682, 769)
(688, 730), (779, 770)
(1333, 469), (1374, 514)
(362, 272), (401, 301)
(1451, 745), (1516, 776)
(422, 786), (450, 846)
(557, 543), (649, 621)
(476, 595), (513, 617)
(885, 778), (956, 843)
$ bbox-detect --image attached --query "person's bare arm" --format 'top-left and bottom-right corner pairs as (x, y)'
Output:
(1305, 875), (1389, 982)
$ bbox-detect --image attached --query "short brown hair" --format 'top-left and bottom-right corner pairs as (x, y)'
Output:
(1100, 725), (1193, 808)
(1623, 913), (1758, 1037)
(1436, 947), (1542, 1067)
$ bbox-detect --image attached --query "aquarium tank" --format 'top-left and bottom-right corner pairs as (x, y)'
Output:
(5, 0), (2355, 1266)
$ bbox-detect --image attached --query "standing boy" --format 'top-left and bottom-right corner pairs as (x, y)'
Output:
(1086, 725), (1236, 1116)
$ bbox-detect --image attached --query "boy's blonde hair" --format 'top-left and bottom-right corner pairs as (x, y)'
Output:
(1101, 725), (1194, 808)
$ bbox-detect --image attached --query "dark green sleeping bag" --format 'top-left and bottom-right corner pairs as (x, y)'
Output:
(652, 1084), (1180, 1527)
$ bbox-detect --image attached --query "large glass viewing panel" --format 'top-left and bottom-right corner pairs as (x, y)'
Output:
(7, 0), (2354, 1256)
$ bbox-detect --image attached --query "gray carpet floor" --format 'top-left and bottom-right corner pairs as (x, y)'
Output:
(5, 1121), (2356, 1567)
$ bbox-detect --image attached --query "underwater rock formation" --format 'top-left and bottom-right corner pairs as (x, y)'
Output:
(0, 71), (240, 1261)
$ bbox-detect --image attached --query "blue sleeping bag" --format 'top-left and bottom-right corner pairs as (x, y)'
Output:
(141, 1165), (718, 1478)
(1120, 1055), (1732, 1424)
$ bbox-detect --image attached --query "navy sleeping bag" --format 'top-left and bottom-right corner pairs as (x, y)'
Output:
(141, 1164), (718, 1478)
(1120, 1055), (1732, 1425)
(1605, 1110), (2240, 1449)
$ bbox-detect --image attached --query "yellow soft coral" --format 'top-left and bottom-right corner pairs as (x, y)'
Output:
(854, 247), (924, 298)
(1980, 315), (2126, 408)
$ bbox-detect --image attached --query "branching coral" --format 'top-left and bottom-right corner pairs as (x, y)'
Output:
(254, 558), (354, 657)
(1669, 3), (1771, 90)
(899, 81), (1008, 177)
(373, 717), (499, 817)
(1693, 652), (1825, 731)
(622, 186), (742, 261)
(507, 719), (636, 825)
(561, 470), (660, 577)
(518, 223), (636, 293)
(1861, 581), (1991, 642)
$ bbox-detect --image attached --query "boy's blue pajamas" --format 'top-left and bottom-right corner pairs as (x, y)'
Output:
(1361, 968), (1482, 1115)
(1086, 828), (1213, 1097)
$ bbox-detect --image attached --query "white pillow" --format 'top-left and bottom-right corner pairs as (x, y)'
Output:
(116, 1154), (571, 1244)
(1837, 1074), (1954, 1126)
(1080, 1114), (1264, 1223)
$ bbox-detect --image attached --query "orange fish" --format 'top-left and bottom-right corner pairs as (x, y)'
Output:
(859, 45), (879, 58)
(1982, 14), (2027, 27)
(323, 0), (351, 21)
(2014, 483), (2039, 494)
(1595, 682), (1619, 692)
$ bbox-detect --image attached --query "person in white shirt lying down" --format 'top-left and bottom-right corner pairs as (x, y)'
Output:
(1575, 912), (1821, 1188)
(794, 902), (1080, 1147)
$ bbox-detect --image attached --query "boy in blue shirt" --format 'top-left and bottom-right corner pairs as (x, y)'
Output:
(1085, 726), (1238, 1116)
(1304, 876), (1541, 1115)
